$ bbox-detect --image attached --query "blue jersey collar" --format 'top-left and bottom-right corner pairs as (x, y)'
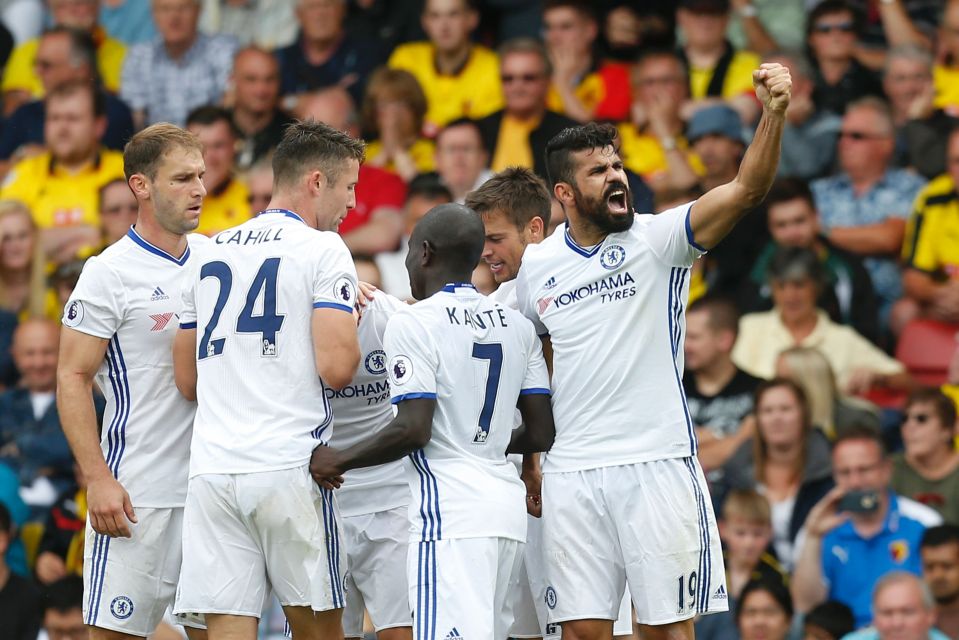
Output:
(127, 226), (190, 266)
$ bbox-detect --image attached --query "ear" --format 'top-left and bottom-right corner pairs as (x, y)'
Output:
(466, 7), (479, 31)
(307, 169), (325, 196)
(527, 216), (545, 243)
(94, 115), (107, 143)
(553, 182), (574, 209)
(717, 328), (736, 353)
(128, 173), (149, 201)
(420, 239), (435, 268)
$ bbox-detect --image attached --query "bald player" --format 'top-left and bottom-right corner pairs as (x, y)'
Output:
(311, 203), (556, 639)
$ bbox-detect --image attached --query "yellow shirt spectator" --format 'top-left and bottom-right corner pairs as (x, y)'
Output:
(491, 115), (537, 172)
(934, 65), (959, 116)
(364, 138), (436, 176)
(0, 150), (125, 228)
(2, 29), (125, 97)
(616, 124), (704, 180)
(688, 49), (760, 100)
(902, 174), (959, 280)
(388, 42), (503, 131)
(196, 178), (251, 237)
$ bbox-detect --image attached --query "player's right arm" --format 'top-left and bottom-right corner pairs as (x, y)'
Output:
(57, 328), (137, 538)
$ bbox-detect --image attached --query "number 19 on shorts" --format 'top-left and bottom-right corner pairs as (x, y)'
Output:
(677, 571), (698, 615)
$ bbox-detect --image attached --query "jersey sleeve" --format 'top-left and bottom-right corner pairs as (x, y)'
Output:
(61, 257), (125, 339)
(384, 310), (438, 404)
(643, 200), (705, 268)
(520, 319), (550, 396)
(312, 234), (359, 313)
(514, 262), (548, 337)
(367, 292), (406, 343)
(178, 269), (198, 330)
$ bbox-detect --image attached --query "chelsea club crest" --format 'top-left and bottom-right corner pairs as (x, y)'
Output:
(599, 245), (626, 270)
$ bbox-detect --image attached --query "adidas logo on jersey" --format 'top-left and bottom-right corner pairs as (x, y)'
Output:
(444, 627), (464, 639)
(544, 276), (557, 289)
(150, 286), (170, 301)
(713, 584), (727, 600)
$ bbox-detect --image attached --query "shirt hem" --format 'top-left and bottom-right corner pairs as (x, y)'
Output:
(188, 459), (309, 478)
(542, 450), (691, 473)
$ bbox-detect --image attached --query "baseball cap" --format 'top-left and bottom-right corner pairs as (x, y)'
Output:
(686, 105), (746, 144)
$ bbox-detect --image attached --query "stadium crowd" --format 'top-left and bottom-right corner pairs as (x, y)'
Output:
(1, 0), (959, 639)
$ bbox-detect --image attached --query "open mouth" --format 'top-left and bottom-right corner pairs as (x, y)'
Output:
(606, 188), (628, 214)
(488, 261), (505, 274)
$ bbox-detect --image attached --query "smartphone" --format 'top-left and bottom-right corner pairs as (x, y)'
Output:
(838, 489), (881, 514)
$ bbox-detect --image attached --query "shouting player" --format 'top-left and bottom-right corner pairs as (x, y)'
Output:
(57, 124), (208, 639)
(515, 64), (792, 640)
(172, 120), (362, 640)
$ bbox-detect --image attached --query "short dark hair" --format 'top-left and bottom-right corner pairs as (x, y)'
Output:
(544, 122), (618, 189)
(686, 295), (740, 335)
(185, 105), (239, 138)
(44, 26), (96, 72)
(45, 78), (105, 119)
(543, 0), (597, 22)
(435, 117), (484, 150)
(766, 246), (826, 288)
(905, 387), (957, 435)
(272, 119), (366, 189)
(406, 173), (453, 204)
(736, 578), (793, 623)
(123, 123), (203, 182)
(764, 177), (816, 213)
(921, 524), (959, 550)
(804, 601), (855, 640)
(807, 0), (861, 38)
(833, 423), (887, 459)
(42, 576), (83, 615)
(464, 166), (551, 231)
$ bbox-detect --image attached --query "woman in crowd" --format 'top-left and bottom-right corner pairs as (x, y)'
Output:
(776, 346), (881, 439)
(722, 379), (833, 569)
(891, 387), (959, 524)
(737, 578), (795, 640)
(361, 67), (435, 182)
(0, 200), (49, 319)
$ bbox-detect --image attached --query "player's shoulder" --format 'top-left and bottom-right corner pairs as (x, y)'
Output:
(368, 290), (407, 315)
(521, 227), (565, 266)
(91, 235), (138, 268)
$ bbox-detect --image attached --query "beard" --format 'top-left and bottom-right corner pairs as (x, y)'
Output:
(572, 180), (634, 235)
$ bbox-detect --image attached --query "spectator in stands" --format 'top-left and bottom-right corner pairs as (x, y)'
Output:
(231, 47), (293, 172)
(1, 81), (124, 264)
(433, 118), (491, 203)
(275, 0), (380, 107)
(199, 0), (298, 50)
(811, 96), (927, 322)
(763, 50), (841, 181)
(477, 37), (578, 179)
(898, 128), (959, 330)
(0, 201), (50, 319)
(792, 426), (942, 627)
(0, 502), (41, 640)
(889, 45), (959, 181)
(48, 259), (84, 317)
(843, 572), (945, 640)
(920, 525), (959, 640)
(0, 28), (133, 170)
(722, 379), (833, 568)
(362, 67), (435, 181)
(677, 0), (760, 124)
(186, 106), (251, 236)
(99, 0), (157, 45)
(733, 246), (909, 394)
(541, 0), (630, 123)
(725, 0), (807, 54)
(40, 576), (85, 640)
(98, 178), (138, 246)
(353, 256), (382, 290)
(618, 49), (701, 197)
(933, 1), (959, 117)
(687, 104), (769, 298)
(742, 177), (879, 342)
(121, 0), (237, 127)
(34, 462), (84, 585)
(806, 0), (883, 116)
(696, 489), (787, 640)
(244, 156), (274, 215)
(775, 347), (881, 440)
(683, 296), (762, 474)
(375, 173), (452, 301)
(1, 0), (125, 115)
(737, 579), (794, 640)
(388, 0), (502, 132)
(891, 388), (959, 525)
(295, 87), (406, 254)
(843, 0), (937, 54)
(803, 601), (856, 640)
(0, 319), (77, 505)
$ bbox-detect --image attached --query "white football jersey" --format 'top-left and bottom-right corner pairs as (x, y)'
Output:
(328, 291), (409, 517)
(515, 202), (703, 473)
(62, 228), (209, 507)
(179, 209), (359, 477)
(385, 283), (550, 543)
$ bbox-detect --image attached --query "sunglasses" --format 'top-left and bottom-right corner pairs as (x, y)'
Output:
(813, 22), (855, 34)
(840, 130), (887, 141)
(502, 73), (544, 84)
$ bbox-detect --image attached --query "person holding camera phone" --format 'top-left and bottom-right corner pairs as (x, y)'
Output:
(792, 426), (943, 628)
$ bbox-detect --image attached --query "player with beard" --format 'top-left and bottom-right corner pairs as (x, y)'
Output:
(514, 63), (792, 640)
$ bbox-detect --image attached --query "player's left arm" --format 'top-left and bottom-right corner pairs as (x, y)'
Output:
(508, 394), (555, 454)
(687, 63), (791, 250)
(310, 397), (435, 483)
(173, 327), (198, 402)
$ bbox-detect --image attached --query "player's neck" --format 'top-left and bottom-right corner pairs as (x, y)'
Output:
(133, 216), (188, 259)
(422, 271), (471, 298)
(265, 196), (317, 228)
(565, 213), (607, 247)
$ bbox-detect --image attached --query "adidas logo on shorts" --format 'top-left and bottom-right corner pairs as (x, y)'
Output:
(713, 584), (728, 600)
(444, 627), (464, 639)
